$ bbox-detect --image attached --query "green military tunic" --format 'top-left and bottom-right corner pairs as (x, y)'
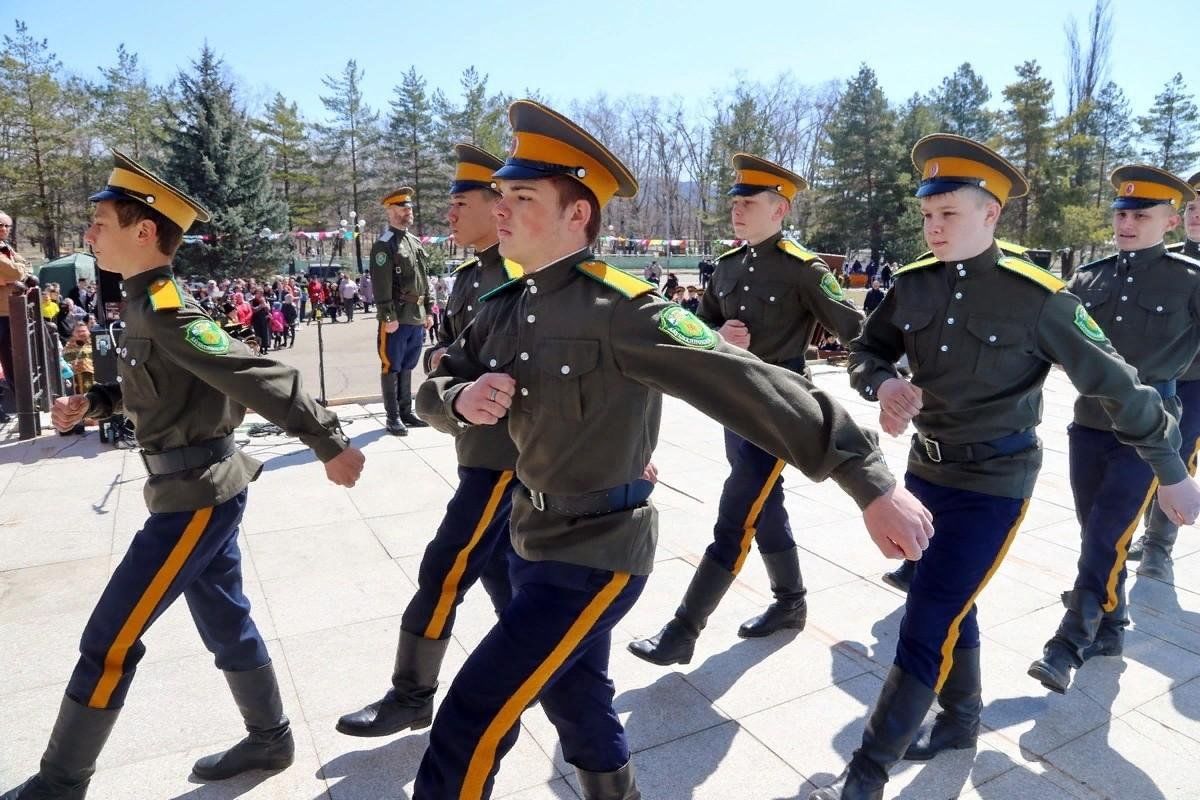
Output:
(434, 243), (523, 470)
(371, 226), (430, 325)
(848, 242), (1186, 499)
(1068, 242), (1200, 429)
(699, 232), (862, 366)
(418, 249), (895, 576)
(1169, 240), (1200, 381)
(85, 266), (350, 513)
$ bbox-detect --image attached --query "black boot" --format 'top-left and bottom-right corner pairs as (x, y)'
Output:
(1082, 590), (1127, 660)
(192, 662), (294, 781)
(904, 647), (981, 761)
(627, 556), (734, 666)
(576, 761), (641, 800)
(398, 370), (429, 428)
(809, 667), (936, 800)
(1137, 504), (1179, 580)
(381, 372), (406, 436)
(1126, 533), (1147, 562)
(336, 632), (449, 737)
(738, 547), (807, 638)
(881, 560), (915, 593)
(1, 695), (120, 800)
(1028, 589), (1105, 694)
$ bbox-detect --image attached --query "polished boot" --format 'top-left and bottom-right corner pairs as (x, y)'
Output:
(904, 647), (981, 761)
(398, 370), (429, 428)
(1137, 509), (1179, 579)
(381, 372), (406, 436)
(576, 761), (641, 800)
(627, 556), (734, 666)
(881, 560), (915, 593)
(193, 662), (294, 780)
(738, 547), (807, 638)
(1, 695), (120, 800)
(1028, 589), (1105, 694)
(809, 667), (936, 800)
(1082, 589), (1127, 660)
(336, 632), (449, 737)
(1126, 533), (1147, 561)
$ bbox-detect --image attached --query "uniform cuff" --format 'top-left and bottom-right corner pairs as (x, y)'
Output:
(1151, 455), (1189, 487)
(861, 369), (898, 402)
(310, 423), (351, 463)
(831, 451), (897, 510)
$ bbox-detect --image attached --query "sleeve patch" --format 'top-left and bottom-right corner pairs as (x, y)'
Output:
(148, 278), (183, 312)
(185, 318), (231, 354)
(820, 271), (846, 300)
(1073, 305), (1108, 343)
(658, 305), (718, 349)
(374, 250), (389, 266)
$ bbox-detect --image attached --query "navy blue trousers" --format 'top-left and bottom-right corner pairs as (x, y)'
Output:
(899, 474), (1028, 691)
(1069, 424), (1159, 612)
(378, 321), (424, 373)
(401, 466), (518, 639)
(705, 429), (795, 574)
(68, 490), (269, 709)
(1145, 379), (1200, 535)
(414, 556), (646, 800)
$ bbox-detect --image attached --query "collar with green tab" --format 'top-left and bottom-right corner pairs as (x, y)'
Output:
(480, 248), (587, 302)
(1118, 241), (1165, 271)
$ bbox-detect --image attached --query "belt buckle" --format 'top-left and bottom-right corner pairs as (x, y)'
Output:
(923, 437), (943, 463)
(529, 489), (546, 511)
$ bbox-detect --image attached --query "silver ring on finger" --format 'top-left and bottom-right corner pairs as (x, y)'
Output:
(489, 388), (498, 402)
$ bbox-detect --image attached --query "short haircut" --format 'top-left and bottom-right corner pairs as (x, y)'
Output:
(548, 175), (602, 242)
(112, 198), (184, 255)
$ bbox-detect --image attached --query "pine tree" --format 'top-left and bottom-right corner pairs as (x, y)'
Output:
(930, 64), (995, 141)
(94, 45), (163, 162)
(434, 67), (510, 158)
(162, 46), (287, 279)
(255, 93), (321, 229)
(892, 94), (942, 261)
(999, 61), (1057, 245)
(318, 59), (380, 259)
(388, 67), (447, 236)
(1138, 73), (1199, 173)
(1091, 81), (1135, 205)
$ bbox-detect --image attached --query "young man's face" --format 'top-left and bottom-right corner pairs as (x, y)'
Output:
(447, 189), (499, 249)
(730, 193), (786, 244)
(493, 179), (581, 268)
(920, 188), (998, 262)
(387, 204), (414, 229)
(83, 201), (150, 275)
(1184, 199), (1200, 242)
(1112, 205), (1178, 252)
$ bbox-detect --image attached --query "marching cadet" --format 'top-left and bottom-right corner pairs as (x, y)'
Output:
(629, 153), (863, 666)
(371, 186), (433, 435)
(1030, 166), (1200, 691)
(413, 100), (934, 800)
(809, 136), (1200, 800)
(336, 144), (524, 739)
(1, 151), (365, 800)
(1125, 170), (1200, 581)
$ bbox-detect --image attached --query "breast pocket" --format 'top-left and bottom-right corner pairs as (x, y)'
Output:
(118, 337), (159, 406)
(966, 316), (1030, 387)
(752, 281), (790, 324)
(479, 333), (518, 374)
(892, 305), (936, 368)
(536, 339), (601, 421)
(1136, 291), (1188, 338)
(1076, 287), (1112, 314)
(713, 272), (742, 319)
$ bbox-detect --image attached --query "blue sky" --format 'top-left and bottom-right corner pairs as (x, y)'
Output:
(7, 0), (1196, 122)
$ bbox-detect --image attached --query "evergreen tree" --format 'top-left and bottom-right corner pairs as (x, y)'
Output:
(387, 67), (447, 236)
(1139, 73), (1199, 173)
(434, 67), (510, 158)
(162, 46), (287, 278)
(891, 94), (942, 261)
(94, 45), (164, 162)
(999, 61), (1057, 245)
(930, 63), (995, 141)
(255, 93), (321, 229)
(318, 59), (380, 257)
(1091, 81), (1135, 205)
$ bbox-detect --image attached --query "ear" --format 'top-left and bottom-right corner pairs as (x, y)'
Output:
(774, 197), (792, 223)
(568, 198), (592, 232)
(1165, 211), (1181, 232)
(983, 200), (1003, 228)
(136, 218), (158, 248)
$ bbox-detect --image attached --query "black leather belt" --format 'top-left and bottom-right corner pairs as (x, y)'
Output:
(141, 434), (237, 476)
(915, 429), (1037, 464)
(527, 479), (655, 517)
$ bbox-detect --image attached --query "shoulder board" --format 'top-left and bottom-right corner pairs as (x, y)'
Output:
(378, 229), (394, 243)
(502, 258), (524, 280)
(479, 278), (522, 302)
(1167, 242), (1184, 252)
(777, 238), (818, 262)
(148, 277), (184, 312)
(576, 261), (657, 299)
(716, 243), (746, 261)
(893, 256), (940, 277)
(996, 256), (1064, 292)
(453, 257), (479, 274)
(996, 239), (1029, 255)
(1165, 250), (1200, 268)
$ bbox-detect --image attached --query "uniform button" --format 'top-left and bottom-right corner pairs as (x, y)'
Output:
(560, 365), (571, 375)
(940, 345), (949, 352)
(121, 290), (128, 297)
(744, 285), (750, 291)
(739, 305), (746, 311)
(769, 296), (776, 302)
(1085, 302), (1092, 308)
(526, 278), (536, 285)
(467, 305), (473, 312)
(520, 352), (529, 361)
(527, 314), (536, 323)
(1157, 305), (1164, 312)
(1120, 296), (1127, 301)
(719, 292), (725, 297)
(954, 292), (963, 299)
(520, 388), (529, 397)
(488, 358), (497, 367)
(988, 335), (997, 342)
(956, 263), (963, 269)
(129, 359), (136, 366)
(473, 282), (479, 288)
(748, 266), (755, 272)
(947, 317), (955, 325)
(529, 286), (538, 294)
(1127, 276), (1133, 283)
(903, 323), (911, 331)
(1116, 315), (1123, 322)
(116, 376), (123, 383)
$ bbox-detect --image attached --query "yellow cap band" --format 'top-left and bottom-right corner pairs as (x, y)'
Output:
(454, 162), (497, 186)
(382, 193), (412, 206)
(1118, 180), (1183, 208)
(512, 132), (619, 207)
(923, 156), (1014, 205)
(108, 167), (198, 230)
(734, 168), (798, 201)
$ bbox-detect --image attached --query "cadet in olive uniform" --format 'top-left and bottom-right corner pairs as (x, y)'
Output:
(629, 154), (864, 666)
(1, 151), (365, 800)
(1029, 166), (1200, 692)
(809, 137), (1198, 800)
(1126, 170), (1200, 580)
(413, 100), (934, 800)
(337, 144), (525, 739)
(371, 187), (433, 435)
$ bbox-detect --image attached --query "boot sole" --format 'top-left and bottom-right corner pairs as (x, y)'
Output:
(626, 645), (692, 667)
(880, 575), (911, 593)
(1027, 662), (1068, 694)
(737, 620), (806, 639)
(904, 739), (977, 761)
(335, 714), (433, 738)
(192, 755), (295, 781)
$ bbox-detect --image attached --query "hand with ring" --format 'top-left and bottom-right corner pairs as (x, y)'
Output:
(455, 372), (517, 425)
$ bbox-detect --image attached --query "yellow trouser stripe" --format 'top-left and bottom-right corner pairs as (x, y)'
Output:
(933, 500), (1030, 692)
(424, 470), (515, 640)
(731, 459), (787, 575)
(378, 324), (391, 372)
(1187, 434), (1200, 475)
(1104, 478), (1159, 611)
(459, 571), (630, 800)
(89, 507), (213, 708)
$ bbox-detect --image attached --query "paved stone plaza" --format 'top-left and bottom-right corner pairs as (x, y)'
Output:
(3, 364), (1200, 799)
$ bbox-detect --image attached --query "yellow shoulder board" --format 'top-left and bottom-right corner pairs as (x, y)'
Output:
(716, 243), (746, 261)
(777, 238), (818, 262)
(148, 277), (184, 312)
(502, 258), (524, 280)
(996, 239), (1029, 255)
(996, 256), (1064, 292)
(453, 257), (479, 274)
(893, 256), (940, 278)
(576, 261), (657, 299)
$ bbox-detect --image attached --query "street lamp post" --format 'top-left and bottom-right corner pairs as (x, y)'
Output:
(350, 210), (364, 273)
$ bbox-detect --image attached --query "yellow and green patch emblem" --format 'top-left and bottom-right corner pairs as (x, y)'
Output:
(658, 305), (717, 349)
(1074, 305), (1107, 343)
(820, 271), (845, 300)
(185, 319), (231, 355)
(374, 250), (389, 266)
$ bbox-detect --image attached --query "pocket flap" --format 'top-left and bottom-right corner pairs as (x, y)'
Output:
(480, 334), (518, 370)
(893, 306), (935, 333)
(966, 316), (1026, 347)
(1136, 291), (1185, 314)
(537, 339), (600, 377)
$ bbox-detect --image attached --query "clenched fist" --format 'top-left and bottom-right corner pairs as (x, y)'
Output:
(52, 395), (90, 433)
(454, 373), (517, 425)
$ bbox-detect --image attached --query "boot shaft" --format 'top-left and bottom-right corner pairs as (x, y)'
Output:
(392, 630), (452, 696)
(675, 556), (735, 632)
(576, 761), (641, 800)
